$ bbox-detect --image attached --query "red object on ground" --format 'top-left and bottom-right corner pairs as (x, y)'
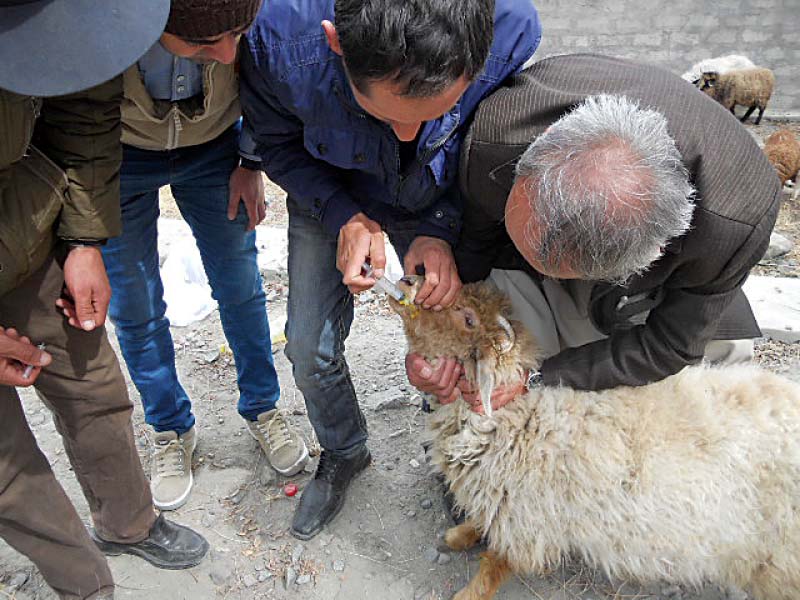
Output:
(284, 483), (298, 497)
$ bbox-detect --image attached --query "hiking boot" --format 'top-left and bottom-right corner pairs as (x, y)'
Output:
(246, 409), (309, 476)
(90, 513), (208, 570)
(290, 445), (371, 540)
(150, 427), (195, 510)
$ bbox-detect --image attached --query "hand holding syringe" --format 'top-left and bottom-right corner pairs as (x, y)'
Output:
(361, 262), (406, 302)
(0, 327), (51, 387)
(361, 263), (419, 317)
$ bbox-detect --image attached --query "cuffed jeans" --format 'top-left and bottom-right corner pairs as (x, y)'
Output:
(0, 254), (156, 600)
(285, 198), (416, 453)
(102, 125), (279, 435)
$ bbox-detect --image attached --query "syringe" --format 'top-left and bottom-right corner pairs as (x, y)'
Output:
(361, 262), (406, 302)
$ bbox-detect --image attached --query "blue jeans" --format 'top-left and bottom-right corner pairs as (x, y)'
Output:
(285, 197), (417, 453)
(103, 126), (279, 435)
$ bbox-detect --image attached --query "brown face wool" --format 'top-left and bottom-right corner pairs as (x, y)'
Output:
(165, 0), (261, 40)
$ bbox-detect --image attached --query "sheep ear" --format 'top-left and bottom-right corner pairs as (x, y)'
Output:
(476, 354), (496, 419)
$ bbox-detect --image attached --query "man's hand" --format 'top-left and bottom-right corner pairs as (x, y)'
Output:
(405, 353), (463, 405)
(55, 246), (110, 331)
(0, 327), (51, 386)
(337, 212), (386, 294)
(405, 352), (525, 414)
(403, 236), (461, 310)
(228, 166), (266, 231)
(458, 377), (525, 415)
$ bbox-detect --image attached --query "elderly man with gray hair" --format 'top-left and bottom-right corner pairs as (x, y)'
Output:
(407, 53), (781, 411)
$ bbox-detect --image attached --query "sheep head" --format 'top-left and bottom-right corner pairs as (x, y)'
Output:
(389, 277), (541, 418)
(699, 71), (719, 95)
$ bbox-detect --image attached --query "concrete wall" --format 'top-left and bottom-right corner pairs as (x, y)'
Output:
(532, 0), (800, 116)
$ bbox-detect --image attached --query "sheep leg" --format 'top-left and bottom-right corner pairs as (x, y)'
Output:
(754, 106), (765, 125)
(445, 522), (483, 551)
(452, 551), (513, 600)
(740, 105), (756, 123)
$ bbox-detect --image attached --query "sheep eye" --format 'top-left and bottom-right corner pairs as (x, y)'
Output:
(465, 314), (475, 328)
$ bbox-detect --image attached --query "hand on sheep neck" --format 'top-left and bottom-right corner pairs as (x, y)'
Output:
(394, 278), (541, 417)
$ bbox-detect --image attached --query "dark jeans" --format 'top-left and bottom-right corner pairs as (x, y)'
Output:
(102, 126), (279, 434)
(284, 197), (416, 453)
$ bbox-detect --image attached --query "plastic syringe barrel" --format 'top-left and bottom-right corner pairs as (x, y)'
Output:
(361, 262), (406, 302)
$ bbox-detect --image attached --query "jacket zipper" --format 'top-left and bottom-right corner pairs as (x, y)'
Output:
(166, 106), (183, 150)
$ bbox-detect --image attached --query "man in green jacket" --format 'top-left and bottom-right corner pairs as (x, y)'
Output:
(0, 2), (207, 598)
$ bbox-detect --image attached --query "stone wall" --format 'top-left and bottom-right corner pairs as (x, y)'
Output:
(532, 0), (800, 116)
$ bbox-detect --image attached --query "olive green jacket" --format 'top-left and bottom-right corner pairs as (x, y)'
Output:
(0, 77), (123, 297)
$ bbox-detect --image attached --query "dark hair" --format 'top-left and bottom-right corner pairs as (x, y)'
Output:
(334, 0), (495, 98)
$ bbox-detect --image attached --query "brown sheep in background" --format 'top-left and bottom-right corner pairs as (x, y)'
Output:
(391, 277), (800, 600)
(764, 129), (800, 186)
(699, 67), (775, 124)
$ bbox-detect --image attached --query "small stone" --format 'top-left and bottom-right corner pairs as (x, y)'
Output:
(332, 559), (345, 572)
(296, 574), (311, 585)
(257, 572), (272, 583)
(762, 232), (793, 261)
(291, 545), (304, 564)
(284, 567), (297, 589)
(406, 510), (417, 518)
(201, 349), (220, 364)
(409, 458), (420, 468)
(217, 416), (225, 425)
(384, 463), (395, 471)
(243, 574), (258, 588)
(209, 565), (233, 586)
(259, 466), (277, 486)
(7, 571), (29, 589)
(420, 498), (433, 509)
(437, 553), (451, 565)
(200, 512), (216, 527)
(28, 413), (46, 427)
(423, 546), (440, 563)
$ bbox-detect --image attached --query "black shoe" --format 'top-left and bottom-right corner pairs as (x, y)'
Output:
(290, 445), (371, 540)
(89, 513), (209, 570)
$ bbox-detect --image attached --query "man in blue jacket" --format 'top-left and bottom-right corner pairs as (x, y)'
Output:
(239, 0), (541, 540)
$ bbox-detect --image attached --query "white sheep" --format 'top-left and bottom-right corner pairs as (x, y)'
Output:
(681, 54), (755, 84)
(391, 278), (800, 600)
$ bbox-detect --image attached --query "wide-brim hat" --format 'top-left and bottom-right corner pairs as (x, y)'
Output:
(0, 0), (170, 97)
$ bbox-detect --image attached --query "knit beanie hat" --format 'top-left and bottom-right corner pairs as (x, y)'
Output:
(165, 0), (262, 40)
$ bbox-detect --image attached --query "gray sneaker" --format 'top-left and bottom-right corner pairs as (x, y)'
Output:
(247, 409), (309, 476)
(151, 427), (196, 511)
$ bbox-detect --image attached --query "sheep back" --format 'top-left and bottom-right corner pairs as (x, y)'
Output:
(682, 55), (755, 84)
(764, 129), (800, 184)
(703, 67), (775, 112)
(428, 364), (800, 598)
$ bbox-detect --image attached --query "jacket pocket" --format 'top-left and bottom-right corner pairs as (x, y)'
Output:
(303, 126), (379, 172)
(0, 145), (67, 297)
(0, 90), (39, 169)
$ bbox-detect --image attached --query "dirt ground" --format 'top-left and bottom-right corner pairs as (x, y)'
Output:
(1, 119), (799, 600)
